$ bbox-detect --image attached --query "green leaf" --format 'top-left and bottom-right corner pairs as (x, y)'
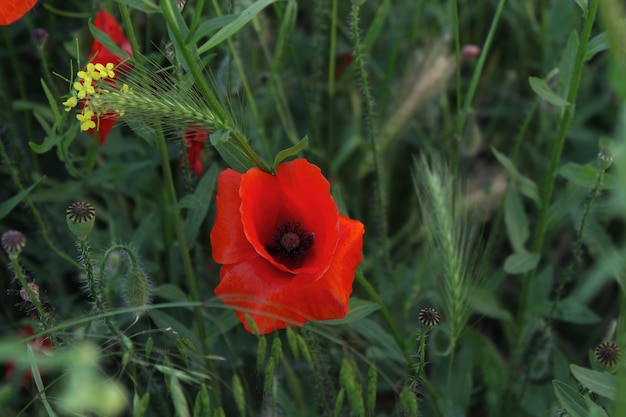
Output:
(492, 147), (540, 205)
(183, 165), (217, 247)
(273, 136), (308, 169)
(168, 195), (201, 211)
(210, 129), (255, 172)
(528, 76), (570, 106)
(349, 319), (407, 365)
(189, 14), (238, 45)
(570, 364), (620, 400)
(198, 0), (284, 54)
(586, 32), (608, 61)
(503, 251), (540, 274)
(551, 297), (600, 324)
(89, 19), (132, 62)
(553, 380), (587, 417)
(468, 288), (513, 322)
(503, 188), (529, 253)
(40, 79), (61, 122)
(558, 162), (617, 189)
(574, 0), (588, 16)
(0, 178), (44, 220)
(324, 298), (380, 325)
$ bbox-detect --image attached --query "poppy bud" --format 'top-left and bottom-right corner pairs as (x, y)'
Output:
(66, 202), (96, 239)
(122, 266), (152, 316)
(1, 230), (26, 256)
(31, 28), (48, 45)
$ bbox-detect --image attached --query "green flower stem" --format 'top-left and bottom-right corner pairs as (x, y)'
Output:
(518, 0), (598, 341)
(231, 130), (271, 172)
(547, 165), (605, 327)
(415, 329), (441, 409)
(352, 5), (392, 274)
(356, 271), (412, 366)
(10, 255), (59, 347)
(502, 1), (598, 413)
(0, 140), (79, 269)
(453, 0), (506, 172)
(97, 244), (139, 309)
(118, 4), (142, 65)
(78, 238), (103, 312)
(154, 125), (222, 407)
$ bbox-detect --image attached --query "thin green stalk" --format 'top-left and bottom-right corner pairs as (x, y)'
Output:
(503, 2), (599, 414)
(78, 238), (104, 312)
(326, 0), (339, 154)
(454, 0), (507, 166)
(0, 139), (79, 269)
(518, 0), (598, 335)
(351, 4), (392, 274)
(154, 124), (222, 407)
(548, 167), (605, 321)
(414, 329), (441, 410)
(118, 4), (142, 64)
(452, 0), (462, 150)
(10, 256), (58, 346)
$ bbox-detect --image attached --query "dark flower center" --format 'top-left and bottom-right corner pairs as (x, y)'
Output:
(267, 221), (314, 267)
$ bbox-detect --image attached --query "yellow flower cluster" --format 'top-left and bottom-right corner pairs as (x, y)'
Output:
(62, 62), (130, 132)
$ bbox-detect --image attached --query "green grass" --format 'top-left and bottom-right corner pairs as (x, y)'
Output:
(1, 0), (626, 416)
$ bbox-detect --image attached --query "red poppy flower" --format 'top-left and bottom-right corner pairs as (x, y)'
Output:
(5, 325), (53, 387)
(210, 158), (364, 334)
(0, 0), (37, 26)
(82, 10), (133, 145)
(182, 126), (209, 177)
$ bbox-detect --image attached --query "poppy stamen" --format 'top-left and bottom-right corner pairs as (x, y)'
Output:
(268, 221), (314, 263)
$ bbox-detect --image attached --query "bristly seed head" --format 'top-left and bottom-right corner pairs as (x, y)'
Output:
(1, 230), (27, 255)
(595, 341), (620, 367)
(419, 307), (440, 327)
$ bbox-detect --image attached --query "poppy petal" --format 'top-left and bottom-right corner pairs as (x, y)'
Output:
(239, 159), (339, 276)
(0, 0), (37, 26)
(214, 213), (364, 334)
(90, 10), (132, 63)
(89, 113), (118, 145)
(210, 169), (258, 264)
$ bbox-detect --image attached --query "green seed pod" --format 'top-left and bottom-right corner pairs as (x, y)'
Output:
(263, 357), (276, 400)
(340, 360), (364, 417)
(232, 374), (246, 417)
(399, 387), (418, 417)
(270, 337), (282, 365)
(334, 388), (345, 417)
(297, 335), (312, 364)
(286, 328), (299, 359)
(66, 202), (96, 239)
(123, 266), (152, 316)
(193, 385), (210, 417)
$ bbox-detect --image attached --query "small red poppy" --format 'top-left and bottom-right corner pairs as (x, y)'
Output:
(0, 0), (37, 26)
(82, 10), (133, 145)
(5, 325), (53, 387)
(210, 159), (364, 334)
(182, 126), (209, 177)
